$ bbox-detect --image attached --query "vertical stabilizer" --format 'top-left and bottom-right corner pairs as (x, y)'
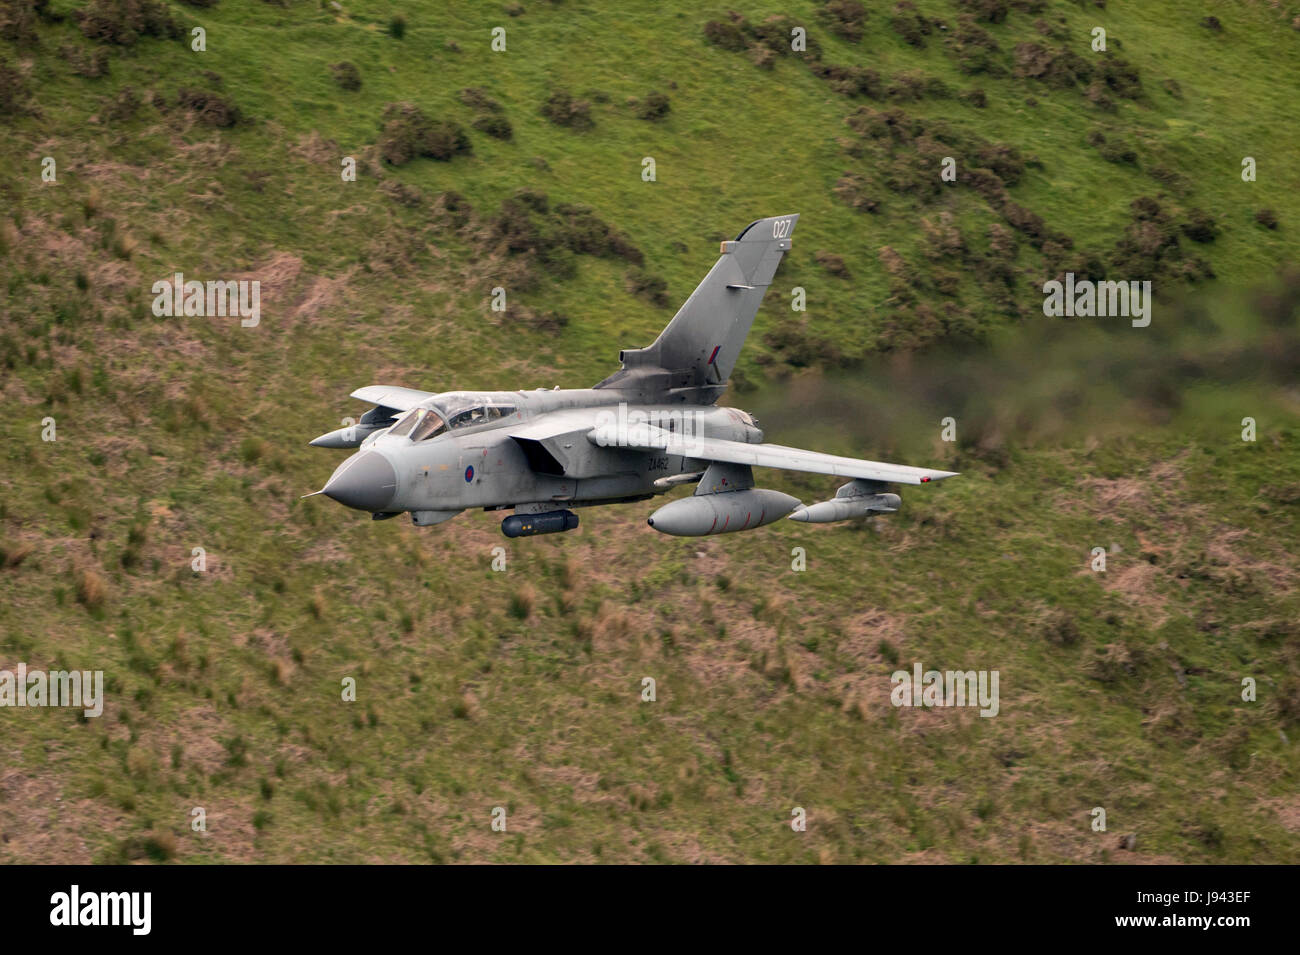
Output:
(596, 214), (798, 402)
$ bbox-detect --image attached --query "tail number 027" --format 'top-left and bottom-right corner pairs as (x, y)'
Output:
(771, 218), (793, 239)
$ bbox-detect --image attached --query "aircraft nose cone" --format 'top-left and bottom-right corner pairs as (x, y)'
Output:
(322, 451), (397, 512)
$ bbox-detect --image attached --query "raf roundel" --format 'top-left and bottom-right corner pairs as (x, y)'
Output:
(464, 465), (474, 483)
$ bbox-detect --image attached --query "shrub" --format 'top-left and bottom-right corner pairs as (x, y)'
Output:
(703, 19), (747, 51)
(944, 16), (1001, 74)
(458, 87), (502, 112)
(1013, 42), (1091, 88)
(976, 142), (1025, 186)
(814, 250), (850, 277)
(330, 62), (361, 92)
(540, 89), (593, 129)
(752, 14), (820, 58)
(0, 55), (31, 116)
(625, 269), (670, 307)
(1041, 609), (1081, 646)
(890, 2), (931, 47)
(956, 0), (1009, 24)
(810, 63), (882, 98)
(555, 202), (642, 263)
(75, 0), (180, 45)
(821, 0), (868, 41)
(0, 0), (43, 43)
(177, 88), (241, 127)
(1088, 129), (1137, 165)
(437, 190), (474, 229)
(387, 15), (406, 39)
(1182, 209), (1218, 243)
(635, 90), (670, 121)
(378, 103), (471, 165)
(471, 112), (513, 140)
(106, 85), (141, 121)
(763, 320), (845, 368)
(1098, 57), (1142, 99)
(61, 45), (111, 78)
(1255, 208), (1279, 230)
(833, 172), (880, 213)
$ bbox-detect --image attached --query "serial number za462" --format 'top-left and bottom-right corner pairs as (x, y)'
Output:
(646, 457), (670, 471)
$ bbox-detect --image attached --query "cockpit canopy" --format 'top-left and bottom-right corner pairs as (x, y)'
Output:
(386, 393), (517, 442)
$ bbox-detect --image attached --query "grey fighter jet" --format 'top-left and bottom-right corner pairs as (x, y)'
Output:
(307, 214), (957, 537)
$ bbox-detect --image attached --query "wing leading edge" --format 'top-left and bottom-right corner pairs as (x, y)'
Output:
(591, 426), (958, 486)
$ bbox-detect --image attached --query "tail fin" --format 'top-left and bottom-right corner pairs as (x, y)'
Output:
(596, 214), (798, 402)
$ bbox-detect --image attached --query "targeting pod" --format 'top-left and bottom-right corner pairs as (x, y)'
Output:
(502, 509), (580, 538)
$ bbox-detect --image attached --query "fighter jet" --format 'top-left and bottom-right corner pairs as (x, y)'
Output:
(306, 214), (957, 537)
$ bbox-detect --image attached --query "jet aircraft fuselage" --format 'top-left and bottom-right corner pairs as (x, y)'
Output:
(308, 214), (957, 537)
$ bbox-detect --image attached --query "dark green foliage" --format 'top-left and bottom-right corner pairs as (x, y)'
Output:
(472, 112), (513, 139)
(177, 88), (241, 127)
(815, 250), (851, 277)
(62, 44), (111, 78)
(540, 89), (593, 129)
(955, 0), (1010, 24)
(890, 1), (932, 48)
(625, 269), (670, 306)
(635, 91), (670, 121)
(821, 0), (868, 41)
(944, 16), (1002, 75)
(1182, 209), (1219, 244)
(458, 87), (502, 112)
(378, 103), (471, 165)
(0, 55), (31, 115)
(330, 61), (361, 92)
(487, 190), (644, 289)
(810, 63), (882, 98)
(751, 14), (821, 58)
(703, 18), (747, 51)
(74, 0), (180, 45)
(763, 320), (846, 368)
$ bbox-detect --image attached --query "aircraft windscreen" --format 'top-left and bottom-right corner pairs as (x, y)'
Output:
(387, 407), (448, 441)
(387, 408), (421, 437)
(412, 409), (447, 441)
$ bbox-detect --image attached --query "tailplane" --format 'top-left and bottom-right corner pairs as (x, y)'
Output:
(596, 214), (798, 402)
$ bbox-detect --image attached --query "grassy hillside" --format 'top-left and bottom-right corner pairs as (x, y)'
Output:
(1, 0), (1299, 862)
